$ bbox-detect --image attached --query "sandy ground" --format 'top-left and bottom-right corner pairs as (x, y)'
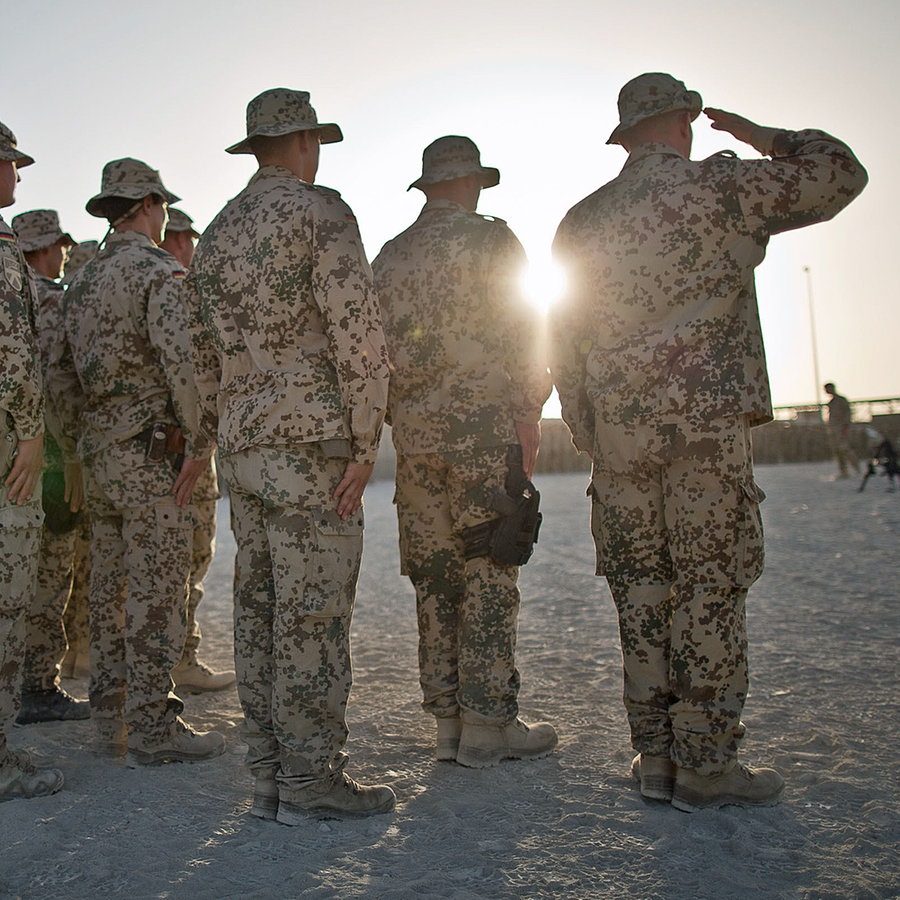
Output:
(1, 461), (898, 899)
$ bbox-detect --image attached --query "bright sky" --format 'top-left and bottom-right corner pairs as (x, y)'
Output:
(7, 0), (898, 413)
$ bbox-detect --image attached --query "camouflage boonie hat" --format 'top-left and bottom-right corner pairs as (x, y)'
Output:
(61, 240), (98, 285)
(86, 158), (180, 218)
(226, 88), (343, 155)
(408, 136), (500, 192)
(165, 208), (200, 238)
(11, 209), (74, 253)
(607, 73), (703, 145)
(0, 121), (34, 168)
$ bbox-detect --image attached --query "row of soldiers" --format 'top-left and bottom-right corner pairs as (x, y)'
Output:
(0, 73), (866, 820)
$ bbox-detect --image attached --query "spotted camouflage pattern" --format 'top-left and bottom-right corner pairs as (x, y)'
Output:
(0, 214), (43, 757)
(63, 518), (91, 661)
(181, 459), (219, 664)
(395, 447), (521, 724)
(551, 124), (867, 774)
(220, 445), (362, 786)
(373, 197), (548, 724)
(84, 442), (191, 739)
(186, 165), (389, 464)
(373, 199), (549, 455)
(46, 230), (206, 461)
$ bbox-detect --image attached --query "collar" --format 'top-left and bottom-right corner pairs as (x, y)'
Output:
(622, 141), (687, 172)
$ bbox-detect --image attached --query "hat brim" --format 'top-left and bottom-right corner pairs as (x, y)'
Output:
(86, 187), (181, 218)
(408, 166), (500, 192)
(225, 122), (343, 155)
(0, 150), (34, 168)
(606, 91), (703, 145)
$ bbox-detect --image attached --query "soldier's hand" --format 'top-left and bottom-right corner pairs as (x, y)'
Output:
(5, 436), (44, 505)
(173, 456), (207, 508)
(704, 108), (758, 144)
(333, 461), (373, 520)
(64, 461), (85, 513)
(515, 421), (542, 480)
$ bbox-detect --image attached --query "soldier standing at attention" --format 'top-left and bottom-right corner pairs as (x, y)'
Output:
(0, 121), (64, 800)
(159, 207), (235, 693)
(823, 382), (858, 479)
(46, 159), (225, 764)
(187, 88), (395, 822)
(372, 136), (556, 767)
(10, 209), (90, 723)
(551, 74), (868, 811)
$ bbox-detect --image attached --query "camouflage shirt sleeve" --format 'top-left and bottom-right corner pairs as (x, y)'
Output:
(307, 191), (389, 465)
(0, 219), (43, 441)
(184, 275), (222, 449)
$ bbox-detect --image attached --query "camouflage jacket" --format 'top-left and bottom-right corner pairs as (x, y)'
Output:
(551, 130), (868, 453)
(373, 199), (550, 455)
(30, 269), (66, 469)
(0, 215), (43, 441)
(186, 165), (389, 464)
(45, 230), (205, 461)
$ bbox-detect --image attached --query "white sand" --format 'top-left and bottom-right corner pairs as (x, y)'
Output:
(1, 461), (897, 899)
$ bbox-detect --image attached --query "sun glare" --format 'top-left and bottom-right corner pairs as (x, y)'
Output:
(521, 259), (566, 314)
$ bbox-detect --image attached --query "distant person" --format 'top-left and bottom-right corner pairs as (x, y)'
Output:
(0, 121), (64, 801)
(46, 158), (224, 765)
(10, 209), (89, 723)
(60, 240), (97, 287)
(187, 88), (395, 821)
(823, 382), (858, 479)
(159, 207), (234, 693)
(551, 73), (867, 811)
(372, 136), (556, 767)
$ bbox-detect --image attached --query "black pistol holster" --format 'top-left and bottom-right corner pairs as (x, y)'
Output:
(463, 445), (543, 566)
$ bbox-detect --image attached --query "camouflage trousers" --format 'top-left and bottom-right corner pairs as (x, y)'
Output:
(0, 423), (43, 757)
(395, 446), (521, 726)
(84, 440), (192, 740)
(219, 444), (362, 792)
(590, 416), (765, 776)
(63, 518), (91, 659)
(181, 457), (219, 664)
(21, 516), (78, 692)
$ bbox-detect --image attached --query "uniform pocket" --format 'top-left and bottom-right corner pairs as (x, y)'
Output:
(302, 508), (364, 617)
(0, 501), (45, 532)
(737, 479), (766, 586)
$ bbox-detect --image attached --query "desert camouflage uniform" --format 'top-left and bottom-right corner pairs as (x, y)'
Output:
(552, 128), (868, 774)
(0, 214), (44, 759)
(187, 165), (388, 792)
(180, 457), (219, 665)
(19, 270), (87, 692)
(46, 231), (206, 741)
(373, 199), (549, 725)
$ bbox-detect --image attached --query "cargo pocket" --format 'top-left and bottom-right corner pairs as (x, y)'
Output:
(737, 479), (766, 586)
(0, 501), (44, 611)
(303, 508), (364, 617)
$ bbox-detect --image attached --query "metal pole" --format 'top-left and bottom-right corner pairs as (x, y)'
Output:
(803, 266), (823, 420)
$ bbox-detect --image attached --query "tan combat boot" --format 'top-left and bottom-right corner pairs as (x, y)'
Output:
(456, 717), (558, 768)
(630, 753), (677, 801)
(250, 772), (279, 820)
(276, 772), (396, 824)
(672, 763), (785, 812)
(0, 750), (64, 802)
(171, 658), (236, 693)
(128, 717), (226, 765)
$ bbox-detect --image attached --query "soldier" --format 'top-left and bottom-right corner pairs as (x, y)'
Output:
(551, 73), (868, 811)
(823, 382), (858, 478)
(46, 158), (225, 764)
(60, 240), (97, 287)
(0, 121), (64, 801)
(187, 88), (394, 821)
(372, 136), (556, 767)
(10, 209), (90, 722)
(159, 207), (234, 693)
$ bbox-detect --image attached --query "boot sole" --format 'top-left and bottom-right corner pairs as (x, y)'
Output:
(276, 794), (396, 824)
(249, 794), (279, 820)
(671, 783), (785, 813)
(456, 744), (556, 768)
(127, 744), (226, 766)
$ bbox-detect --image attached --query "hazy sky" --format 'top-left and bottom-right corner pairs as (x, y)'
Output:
(6, 0), (897, 412)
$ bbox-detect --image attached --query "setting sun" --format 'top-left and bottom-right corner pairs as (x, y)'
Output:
(521, 257), (566, 314)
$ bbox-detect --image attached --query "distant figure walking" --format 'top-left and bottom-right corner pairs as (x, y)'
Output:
(824, 382), (859, 479)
